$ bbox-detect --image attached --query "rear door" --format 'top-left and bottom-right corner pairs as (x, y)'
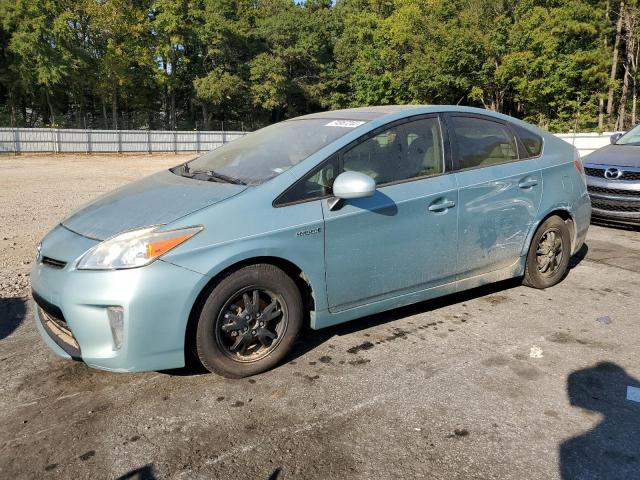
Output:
(445, 114), (543, 278)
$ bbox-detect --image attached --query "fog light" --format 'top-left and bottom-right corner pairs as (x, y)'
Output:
(107, 307), (124, 351)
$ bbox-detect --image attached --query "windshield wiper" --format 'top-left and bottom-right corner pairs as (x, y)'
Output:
(187, 169), (246, 185)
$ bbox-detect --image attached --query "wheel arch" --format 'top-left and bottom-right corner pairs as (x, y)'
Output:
(184, 256), (316, 358)
(524, 208), (577, 256)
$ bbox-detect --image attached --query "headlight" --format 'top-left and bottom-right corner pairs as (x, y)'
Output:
(77, 225), (203, 270)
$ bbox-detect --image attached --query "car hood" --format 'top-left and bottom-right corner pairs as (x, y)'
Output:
(583, 144), (640, 167)
(62, 169), (247, 240)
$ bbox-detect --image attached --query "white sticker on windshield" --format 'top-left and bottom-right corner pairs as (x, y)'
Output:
(325, 120), (366, 128)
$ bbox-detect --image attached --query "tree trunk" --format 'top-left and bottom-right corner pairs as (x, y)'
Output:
(598, 97), (605, 129)
(202, 103), (211, 130)
(617, 64), (630, 130)
(607, 0), (625, 128)
(631, 10), (640, 126)
(21, 96), (27, 127)
(162, 57), (169, 129)
(169, 48), (177, 130)
(45, 89), (55, 126)
(170, 90), (176, 130)
(8, 90), (16, 128)
(633, 85), (637, 125)
(102, 99), (108, 129)
(111, 87), (118, 130)
(618, 2), (639, 129)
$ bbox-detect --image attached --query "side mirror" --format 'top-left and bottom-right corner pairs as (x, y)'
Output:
(610, 132), (623, 144)
(333, 171), (376, 199)
(328, 171), (376, 211)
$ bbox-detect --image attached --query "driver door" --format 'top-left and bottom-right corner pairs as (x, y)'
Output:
(322, 116), (459, 312)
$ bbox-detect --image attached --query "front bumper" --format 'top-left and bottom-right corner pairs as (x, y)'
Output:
(32, 226), (208, 372)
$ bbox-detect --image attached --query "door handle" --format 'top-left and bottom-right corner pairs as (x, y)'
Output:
(518, 178), (538, 189)
(428, 199), (456, 212)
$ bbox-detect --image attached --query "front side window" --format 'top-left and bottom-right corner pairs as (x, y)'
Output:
(275, 156), (339, 205)
(450, 116), (518, 169)
(342, 117), (444, 185)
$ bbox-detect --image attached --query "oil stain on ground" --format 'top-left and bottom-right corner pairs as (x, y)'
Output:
(346, 341), (375, 354)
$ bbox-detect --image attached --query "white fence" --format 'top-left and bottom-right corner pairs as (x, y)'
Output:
(0, 127), (617, 157)
(555, 132), (619, 158)
(0, 128), (246, 154)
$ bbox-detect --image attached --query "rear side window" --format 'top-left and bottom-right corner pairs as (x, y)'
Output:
(450, 116), (518, 170)
(511, 124), (543, 158)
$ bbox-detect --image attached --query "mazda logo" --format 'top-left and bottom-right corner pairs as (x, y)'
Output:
(604, 167), (623, 179)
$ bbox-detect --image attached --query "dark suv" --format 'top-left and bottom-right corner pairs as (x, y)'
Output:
(584, 128), (640, 226)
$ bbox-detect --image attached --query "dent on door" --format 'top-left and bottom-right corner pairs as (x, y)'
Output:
(456, 163), (543, 276)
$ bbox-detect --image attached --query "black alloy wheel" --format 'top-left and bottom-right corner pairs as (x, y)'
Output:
(194, 264), (303, 378)
(523, 215), (572, 289)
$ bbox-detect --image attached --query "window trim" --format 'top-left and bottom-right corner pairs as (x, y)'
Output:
(444, 113), (526, 173)
(273, 113), (451, 208)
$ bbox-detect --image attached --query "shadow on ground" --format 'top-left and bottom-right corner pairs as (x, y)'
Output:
(116, 464), (157, 480)
(166, 249), (589, 377)
(0, 297), (27, 341)
(568, 243), (589, 269)
(560, 362), (640, 478)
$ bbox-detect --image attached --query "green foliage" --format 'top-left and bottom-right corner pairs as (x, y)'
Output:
(0, 0), (627, 131)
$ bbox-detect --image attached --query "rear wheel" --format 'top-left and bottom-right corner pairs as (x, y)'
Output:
(523, 216), (572, 289)
(194, 264), (303, 378)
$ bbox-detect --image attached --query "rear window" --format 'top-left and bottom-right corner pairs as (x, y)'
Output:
(512, 124), (543, 158)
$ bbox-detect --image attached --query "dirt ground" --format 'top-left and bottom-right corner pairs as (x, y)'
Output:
(1, 154), (640, 480)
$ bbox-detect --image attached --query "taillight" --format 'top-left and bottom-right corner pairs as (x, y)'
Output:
(573, 148), (586, 184)
(573, 158), (584, 175)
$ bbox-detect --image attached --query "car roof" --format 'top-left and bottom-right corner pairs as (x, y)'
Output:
(289, 105), (429, 122)
(287, 105), (548, 137)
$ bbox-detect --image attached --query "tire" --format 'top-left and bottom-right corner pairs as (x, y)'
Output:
(194, 264), (303, 378)
(523, 216), (572, 289)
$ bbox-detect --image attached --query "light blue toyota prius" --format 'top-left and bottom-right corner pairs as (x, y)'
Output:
(32, 106), (591, 377)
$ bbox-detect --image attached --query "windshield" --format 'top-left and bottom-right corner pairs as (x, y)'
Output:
(615, 124), (640, 145)
(177, 118), (365, 185)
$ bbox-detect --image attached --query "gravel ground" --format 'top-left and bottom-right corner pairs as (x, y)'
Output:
(1, 154), (639, 480)
(0, 153), (194, 297)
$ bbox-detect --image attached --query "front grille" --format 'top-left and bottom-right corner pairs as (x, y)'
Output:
(591, 200), (640, 212)
(622, 170), (640, 180)
(585, 167), (604, 177)
(585, 166), (640, 180)
(588, 186), (640, 198)
(42, 256), (67, 269)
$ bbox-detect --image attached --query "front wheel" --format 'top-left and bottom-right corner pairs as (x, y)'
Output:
(194, 264), (303, 378)
(523, 216), (572, 289)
